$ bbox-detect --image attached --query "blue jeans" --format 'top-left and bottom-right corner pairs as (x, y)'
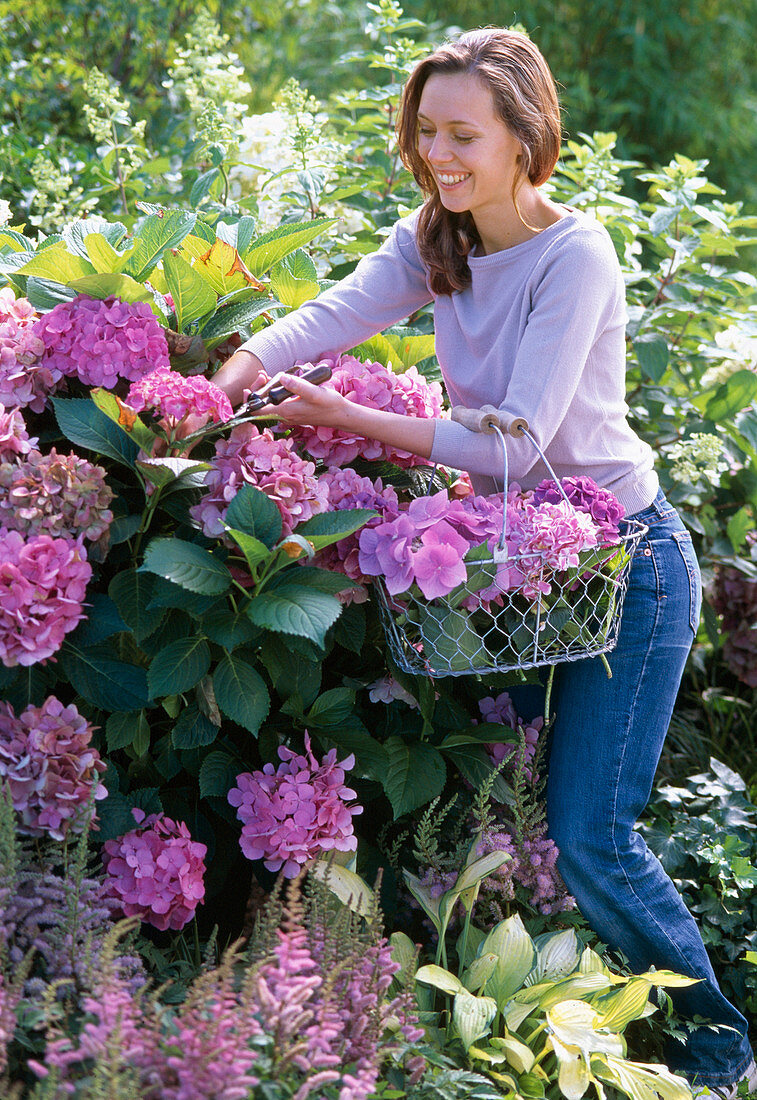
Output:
(513, 490), (752, 1084)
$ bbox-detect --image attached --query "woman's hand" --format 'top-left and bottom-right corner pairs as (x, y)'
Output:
(260, 372), (350, 428)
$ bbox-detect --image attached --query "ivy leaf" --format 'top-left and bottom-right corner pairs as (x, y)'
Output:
(147, 636), (211, 698)
(140, 538), (232, 595)
(213, 653), (270, 735)
(383, 737), (447, 818)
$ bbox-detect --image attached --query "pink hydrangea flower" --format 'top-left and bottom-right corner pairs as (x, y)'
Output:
(101, 809), (207, 931)
(313, 466), (400, 583)
(0, 312), (55, 413)
(0, 403), (37, 461)
(0, 448), (114, 547)
(0, 529), (91, 666)
(33, 295), (170, 389)
(228, 733), (363, 878)
(0, 696), (107, 839)
(192, 423), (328, 538)
(531, 475), (625, 544)
(284, 354), (444, 468)
(367, 675), (418, 708)
(126, 367), (233, 424)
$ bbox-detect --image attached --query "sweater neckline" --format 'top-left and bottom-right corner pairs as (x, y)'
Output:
(467, 206), (579, 265)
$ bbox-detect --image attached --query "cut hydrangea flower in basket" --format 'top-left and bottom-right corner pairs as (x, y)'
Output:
(360, 408), (647, 676)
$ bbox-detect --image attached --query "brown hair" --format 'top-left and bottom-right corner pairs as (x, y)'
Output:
(396, 28), (561, 295)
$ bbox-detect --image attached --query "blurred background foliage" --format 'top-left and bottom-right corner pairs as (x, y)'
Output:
(3, 0), (757, 218)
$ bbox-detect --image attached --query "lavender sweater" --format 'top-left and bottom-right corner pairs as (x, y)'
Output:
(240, 207), (658, 516)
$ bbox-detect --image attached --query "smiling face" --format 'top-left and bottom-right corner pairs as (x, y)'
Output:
(416, 72), (524, 234)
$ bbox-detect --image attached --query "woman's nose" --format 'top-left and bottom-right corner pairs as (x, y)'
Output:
(427, 135), (452, 163)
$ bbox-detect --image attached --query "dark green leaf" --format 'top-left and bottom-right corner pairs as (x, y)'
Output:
(108, 569), (165, 643)
(90, 387), (158, 454)
(440, 743), (514, 806)
(267, 565), (353, 595)
(324, 729), (388, 782)
(200, 294), (276, 346)
(225, 528), (272, 572)
(25, 277), (78, 310)
(633, 334), (670, 381)
(172, 704), (219, 749)
(225, 484), (282, 547)
(52, 398), (139, 467)
(333, 603), (366, 653)
(201, 608), (259, 649)
(199, 750), (240, 798)
(296, 508), (377, 549)
(258, 635), (322, 706)
(214, 653), (270, 735)
(383, 737), (447, 818)
(59, 644), (150, 711)
(247, 583), (342, 646)
(72, 593), (127, 646)
(146, 576), (221, 616)
(106, 711), (149, 751)
(306, 687), (356, 727)
(701, 371), (757, 422)
(148, 636), (211, 698)
(141, 537), (232, 595)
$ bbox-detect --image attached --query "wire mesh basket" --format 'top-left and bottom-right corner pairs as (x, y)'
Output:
(373, 405), (647, 678)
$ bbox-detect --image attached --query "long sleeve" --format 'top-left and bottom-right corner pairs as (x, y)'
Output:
(238, 213), (433, 372)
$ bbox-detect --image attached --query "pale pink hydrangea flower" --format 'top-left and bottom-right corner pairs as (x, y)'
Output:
(0, 696), (107, 839)
(0, 403), (37, 461)
(33, 295), (170, 389)
(228, 733), (363, 878)
(531, 475), (625, 544)
(0, 448), (114, 548)
(367, 675), (418, 708)
(127, 367), (233, 424)
(192, 423), (328, 538)
(284, 354), (444, 468)
(0, 312), (55, 412)
(0, 529), (91, 666)
(101, 809), (207, 931)
(0, 287), (36, 325)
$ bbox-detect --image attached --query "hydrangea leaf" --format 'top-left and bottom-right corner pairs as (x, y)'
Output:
(269, 250), (320, 309)
(108, 568), (166, 643)
(122, 210), (197, 281)
(258, 634), (322, 707)
(90, 386), (158, 453)
(53, 397), (139, 468)
(439, 741), (515, 806)
(306, 687), (356, 727)
(140, 537), (232, 595)
(63, 217), (128, 258)
(25, 276), (78, 311)
(16, 240), (95, 281)
(213, 653), (270, 736)
(200, 294), (278, 348)
(59, 643), (150, 712)
(699, 370), (757, 421)
(200, 608), (259, 651)
(383, 737), (446, 818)
(68, 273), (160, 319)
(147, 636), (211, 698)
(242, 217), (338, 277)
(296, 508), (377, 549)
(171, 704), (219, 750)
(163, 250), (217, 332)
(106, 710), (149, 752)
(225, 484), (282, 548)
(199, 749), (240, 799)
(70, 593), (127, 647)
(137, 457), (210, 493)
(247, 584), (343, 647)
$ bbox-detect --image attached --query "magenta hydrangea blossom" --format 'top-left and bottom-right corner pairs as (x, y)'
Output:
(313, 466), (400, 583)
(192, 422), (328, 538)
(228, 733), (363, 877)
(33, 295), (170, 389)
(284, 354), (444, 468)
(101, 809), (207, 931)
(0, 448), (114, 547)
(0, 529), (91, 666)
(478, 691), (542, 782)
(531, 475), (625, 543)
(0, 306), (55, 412)
(127, 367), (233, 424)
(0, 403), (37, 461)
(0, 696), (107, 839)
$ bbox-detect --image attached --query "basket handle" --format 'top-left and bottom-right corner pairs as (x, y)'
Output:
(451, 404), (529, 437)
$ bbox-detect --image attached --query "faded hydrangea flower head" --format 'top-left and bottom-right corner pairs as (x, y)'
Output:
(228, 732), (363, 877)
(0, 403), (38, 462)
(192, 422), (328, 538)
(0, 529), (91, 666)
(127, 367), (233, 424)
(101, 809), (207, 931)
(0, 696), (107, 839)
(33, 295), (170, 390)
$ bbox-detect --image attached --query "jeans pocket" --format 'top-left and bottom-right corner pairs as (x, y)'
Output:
(671, 529), (702, 634)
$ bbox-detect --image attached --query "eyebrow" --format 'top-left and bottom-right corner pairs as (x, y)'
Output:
(416, 112), (478, 127)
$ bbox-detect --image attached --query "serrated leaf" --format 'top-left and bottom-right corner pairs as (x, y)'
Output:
(225, 484), (282, 547)
(242, 218), (338, 277)
(141, 537), (232, 595)
(163, 249), (217, 331)
(199, 750), (239, 799)
(306, 687), (356, 726)
(53, 397), (139, 467)
(296, 508), (377, 549)
(382, 737), (446, 817)
(225, 528), (272, 572)
(213, 653), (270, 735)
(200, 294), (277, 346)
(123, 210), (197, 281)
(137, 456), (209, 491)
(108, 569), (165, 643)
(633, 334), (669, 381)
(68, 273), (159, 315)
(258, 634), (321, 706)
(106, 711), (149, 751)
(59, 644), (150, 711)
(440, 742), (514, 805)
(701, 370), (757, 421)
(147, 636), (211, 698)
(64, 217), (128, 258)
(71, 593), (127, 646)
(25, 277), (78, 310)
(201, 608), (258, 650)
(84, 233), (127, 273)
(269, 249), (320, 309)
(247, 583), (342, 646)
(90, 387), (158, 453)
(16, 241), (94, 281)
(172, 704), (219, 749)
(332, 602), (366, 653)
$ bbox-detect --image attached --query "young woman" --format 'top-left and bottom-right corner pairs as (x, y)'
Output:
(211, 29), (754, 1092)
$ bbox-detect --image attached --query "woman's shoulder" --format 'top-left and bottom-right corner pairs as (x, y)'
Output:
(544, 208), (619, 265)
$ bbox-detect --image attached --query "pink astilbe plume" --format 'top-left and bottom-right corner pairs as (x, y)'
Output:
(192, 423), (328, 538)
(33, 294), (170, 389)
(228, 733), (362, 877)
(0, 403), (37, 461)
(0, 696), (106, 839)
(284, 354), (444, 468)
(0, 529), (91, 666)
(101, 809), (207, 931)
(127, 367), (233, 424)
(0, 448), (114, 550)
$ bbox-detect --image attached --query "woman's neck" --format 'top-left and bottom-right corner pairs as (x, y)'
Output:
(474, 188), (566, 255)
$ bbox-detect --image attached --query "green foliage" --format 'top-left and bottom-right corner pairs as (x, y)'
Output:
(637, 757), (757, 1019)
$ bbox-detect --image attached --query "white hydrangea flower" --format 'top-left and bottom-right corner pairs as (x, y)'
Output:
(668, 433), (729, 485)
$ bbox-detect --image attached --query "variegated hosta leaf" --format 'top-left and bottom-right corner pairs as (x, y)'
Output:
(550, 1033), (591, 1100)
(633, 969), (700, 988)
(403, 870), (442, 934)
(536, 971), (613, 1010)
(453, 990), (497, 1051)
(593, 978), (652, 1031)
(489, 1032), (537, 1074)
(481, 913), (537, 1010)
(592, 1053), (693, 1100)
(468, 1044), (510, 1065)
(545, 1000), (625, 1057)
(503, 997), (540, 1032)
(415, 964), (465, 996)
(438, 850), (512, 931)
(527, 929), (581, 985)
(389, 931), (418, 982)
(463, 952), (499, 993)
(578, 946), (620, 981)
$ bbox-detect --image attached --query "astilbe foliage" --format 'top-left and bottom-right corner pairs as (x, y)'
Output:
(32, 294), (170, 389)
(192, 422), (328, 538)
(229, 732), (363, 877)
(0, 529), (91, 666)
(0, 447), (114, 553)
(101, 808), (207, 931)
(0, 696), (107, 840)
(283, 353), (444, 468)
(712, 532), (757, 687)
(126, 366), (233, 424)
